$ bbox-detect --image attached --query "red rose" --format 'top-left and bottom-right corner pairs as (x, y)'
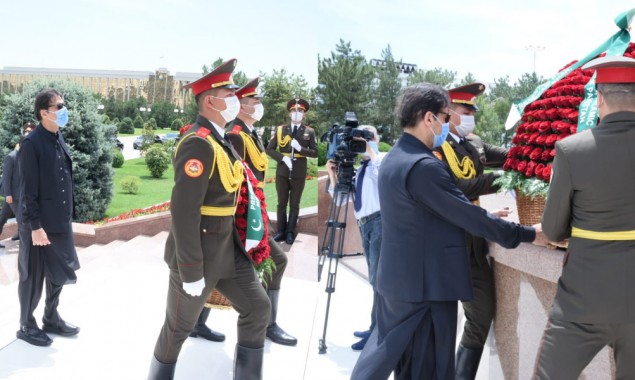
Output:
(236, 217), (248, 229)
(525, 161), (536, 177)
(541, 150), (551, 161)
(542, 164), (553, 181)
(536, 135), (547, 145)
(545, 135), (558, 147)
(535, 163), (545, 178)
(522, 146), (533, 156)
(517, 161), (528, 172)
(538, 121), (551, 133)
(550, 149), (556, 158)
(237, 229), (246, 241)
(529, 147), (543, 161)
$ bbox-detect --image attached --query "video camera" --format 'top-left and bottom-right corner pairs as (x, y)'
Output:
(320, 112), (375, 185)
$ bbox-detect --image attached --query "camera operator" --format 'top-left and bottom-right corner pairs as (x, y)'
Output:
(326, 125), (384, 351)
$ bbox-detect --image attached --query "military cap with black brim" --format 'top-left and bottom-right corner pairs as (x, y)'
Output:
(287, 98), (310, 112)
(582, 56), (635, 84)
(183, 58), (240, 96)
(448, 82), (486, 111)
(236, 77), (263, 99)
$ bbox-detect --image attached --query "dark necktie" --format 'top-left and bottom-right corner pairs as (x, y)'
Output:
(292, 125), (298, 137)
(354, 160), (369, 212)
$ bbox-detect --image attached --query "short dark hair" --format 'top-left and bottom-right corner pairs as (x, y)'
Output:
(597, 83), (635, 111)
(195, 88), (220, 110)
(396, 83), (449, 128)
(34, 89), (62, 121)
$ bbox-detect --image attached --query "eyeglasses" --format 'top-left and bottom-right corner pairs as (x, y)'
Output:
(48, 103), (65, 110)
(437, 111), (451, 123)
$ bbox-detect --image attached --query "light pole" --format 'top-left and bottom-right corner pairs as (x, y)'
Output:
(525, 45), (545, 74)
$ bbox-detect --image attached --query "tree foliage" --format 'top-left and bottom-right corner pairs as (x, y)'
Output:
(407, 68), (456, 87)
(0, 79), (115, 222)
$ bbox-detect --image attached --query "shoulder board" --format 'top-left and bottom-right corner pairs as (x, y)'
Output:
(432, 151), (444, 161)
(230, 125), (242, 134)
(304, 125), (314, 131)
(196, 127), (211, 138)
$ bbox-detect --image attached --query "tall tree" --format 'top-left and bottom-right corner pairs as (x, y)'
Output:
(317, 39), (374, 136)
(514, 72), (546, 101)
(370, 45), (402, 143)
(407, 67), (456, 87)
(458, 73), (478, 86)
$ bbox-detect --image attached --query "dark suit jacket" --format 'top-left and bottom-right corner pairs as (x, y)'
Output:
(2, 150), (20, 198)
(377, 133), (534, 302)
(18, 124), (74, 233)
(266, 123), (317, 179)
(543, 111), (635, 323)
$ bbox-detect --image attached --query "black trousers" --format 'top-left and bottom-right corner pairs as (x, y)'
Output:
(351, 295), (457, 380)
(18, 244), (64, 328)
(0, 201), (16, 235)
(153, 247), (270, 364)
(275, 176), (306, 234)
(264, 235), (287, 290)
(459, 254), (495, 348)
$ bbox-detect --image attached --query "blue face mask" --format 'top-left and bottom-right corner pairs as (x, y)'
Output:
(49, 107), (69, 127)
(430, 115), (449, 148)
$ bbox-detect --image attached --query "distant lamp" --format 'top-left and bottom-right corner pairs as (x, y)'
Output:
(140, 107), (147, 112)
(97, 104), (105, 110)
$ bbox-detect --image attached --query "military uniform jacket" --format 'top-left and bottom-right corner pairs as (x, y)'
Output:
(433, 134), (509, 259)
(164, 115), (246, 283)
(377, 133), (534, 302)
(227, 118), (267, 184)
(266, 123), (317, 179)
(542, 111), (635, 324)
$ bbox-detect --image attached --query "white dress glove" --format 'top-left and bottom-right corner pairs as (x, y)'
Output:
(282, 156), (293, 170)
(291, 139), (302, 151)
(182, 277), (206, 297)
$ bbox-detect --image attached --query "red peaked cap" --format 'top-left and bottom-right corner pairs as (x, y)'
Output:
(183, 58), (239, 96)
(448, 82), (486, 111)
(236, 77), (262, 99)
(287, 98), (310, 112)
(582, 56), (635, 84)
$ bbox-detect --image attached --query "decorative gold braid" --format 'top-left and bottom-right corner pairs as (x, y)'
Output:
(440, 141), (476, 179)
(276, 126), (291, 147)
(239, 131), (268, 172)
(205, 136), (244, 193)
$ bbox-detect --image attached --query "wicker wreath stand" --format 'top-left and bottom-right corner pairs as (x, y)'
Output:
(205, 289), (233, 310)
(515, 189), (546, 226)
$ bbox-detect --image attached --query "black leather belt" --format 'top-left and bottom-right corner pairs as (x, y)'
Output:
(358, 211), (381, 226)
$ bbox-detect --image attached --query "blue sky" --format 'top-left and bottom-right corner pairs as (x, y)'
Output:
(1, 0), (634, 87)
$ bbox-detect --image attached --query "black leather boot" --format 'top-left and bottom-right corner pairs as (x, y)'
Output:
(234, 344), (263, 380)
(455, 344), (484, 380)
(273, 210), (287, 241)
(265, 289), (297, 346)
(189, 307), (225, 342)
(147, 356), (175, 380)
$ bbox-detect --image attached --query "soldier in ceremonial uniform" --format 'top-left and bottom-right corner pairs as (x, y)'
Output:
(223, 77), (297, 346)
(148, 59), (270, 380)
(265, 98), (317, 245)
(433, 83), (510, 379)
(534, 56), (635, 379)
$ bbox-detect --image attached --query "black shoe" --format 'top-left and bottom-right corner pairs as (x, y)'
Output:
(0, 243), (4, 249)
(266, 323), (298, 346)
(11, 234), (19, 241)
(285, 232), (295, 245)
(353, 329), (371, 338)
(16, 326), (52, 347)
(273, 232), (286, 242)
(189, 324), (226, 342)
(455, 344), (484, 380)
(42, 320), (80, 336)
(351, 335), (369, 351)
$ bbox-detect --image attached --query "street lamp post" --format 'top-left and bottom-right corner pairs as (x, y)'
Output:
(525, 45), (546, 74)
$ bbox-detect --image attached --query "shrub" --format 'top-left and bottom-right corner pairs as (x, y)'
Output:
(118, 117), (134, 134)
(145, 118), (158, 131)
(120, 176), (140, 194)
(133, 115), (144, 131)
(170, 118), (184, 131)
(378, 142), (392, 152)
(112, 149), (124, 168)
(102, 114), (111, 125)
(145, 145), (170, 178)
(317, 141), (328, 166)
(307, 159), (318, 177)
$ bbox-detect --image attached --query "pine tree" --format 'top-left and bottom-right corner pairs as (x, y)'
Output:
(0, 79), (115, 222)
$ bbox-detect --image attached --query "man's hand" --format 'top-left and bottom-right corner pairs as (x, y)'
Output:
(182, 278), (206, 297)
(291, 139), (302, 151)
(326, 160), (337, 175)
(531, 223), (550, 246)
(32, 228), (51, 246)
(282, 156), (293, 170)
(5, 196), (13, 204)
(492, 207), (512, 218)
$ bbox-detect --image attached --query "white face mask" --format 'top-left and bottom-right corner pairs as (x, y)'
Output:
(455, 114), (476, 137)
(291, 111), (304, 124)
(211, 95), (240, 123)
(251, 104), (264, 121)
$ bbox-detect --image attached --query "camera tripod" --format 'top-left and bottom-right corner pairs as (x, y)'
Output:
(317, 179), (361, 354)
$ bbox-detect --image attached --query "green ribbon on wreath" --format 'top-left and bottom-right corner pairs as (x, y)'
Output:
(510, 9), (635, 131)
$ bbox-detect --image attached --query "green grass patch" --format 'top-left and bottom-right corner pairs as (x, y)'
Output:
(118, 127), (172, 137)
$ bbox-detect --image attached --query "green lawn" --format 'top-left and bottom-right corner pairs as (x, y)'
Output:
(105, 157), (318, 218)
(118, 127), (173, 137)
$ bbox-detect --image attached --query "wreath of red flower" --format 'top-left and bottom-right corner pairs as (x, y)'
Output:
(235, 165), (271, 267)
(504, 43), (635, 182)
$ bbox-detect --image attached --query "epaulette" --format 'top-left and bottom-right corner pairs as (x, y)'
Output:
(433, 151), (443, 161)
(230, 125), (242, 134)
(304, 125), (314, 131)
(196, 127), (211, 138)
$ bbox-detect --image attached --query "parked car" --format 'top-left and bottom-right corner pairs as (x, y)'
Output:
(112, 137), (124, 151)
(160, 133), (179, 143)
(133, 135), (162, 150)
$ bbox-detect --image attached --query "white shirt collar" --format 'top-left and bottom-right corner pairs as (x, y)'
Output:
(244, 123), (254, 132)
(449, 131), (461, 143)
(208, 120), (225, 138)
